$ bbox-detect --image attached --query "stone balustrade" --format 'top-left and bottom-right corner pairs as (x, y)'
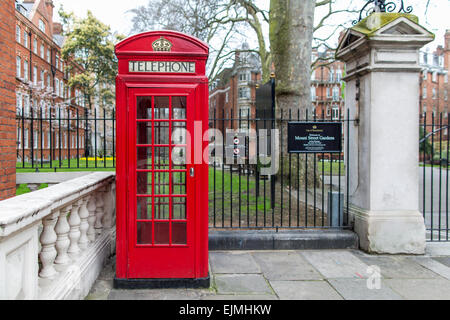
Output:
(0, 172), (116, 300)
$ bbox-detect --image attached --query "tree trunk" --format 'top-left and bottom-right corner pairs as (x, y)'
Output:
(270, 0), (319, 189)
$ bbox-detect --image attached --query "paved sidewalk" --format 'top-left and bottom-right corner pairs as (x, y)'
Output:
(87, 246), (450, 300)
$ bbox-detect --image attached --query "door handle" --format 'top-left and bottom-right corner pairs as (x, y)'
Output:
(190, 167), (195, 178)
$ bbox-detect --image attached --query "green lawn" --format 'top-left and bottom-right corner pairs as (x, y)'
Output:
(17, 158), (115, 173)
(16, 183), (48, 196)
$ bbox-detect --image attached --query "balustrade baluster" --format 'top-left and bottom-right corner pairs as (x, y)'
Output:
(78, 197), (90, 250)
(87, 194), (97, 242)
(95, 188), (105, 235)
(68, 200), (82, 255)
(55, 205), (72, 265)
(39, 210), (59, 278)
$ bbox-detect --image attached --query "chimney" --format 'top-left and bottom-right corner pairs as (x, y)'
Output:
(45, 0), (54, 35)
(53, 22), (62, 35)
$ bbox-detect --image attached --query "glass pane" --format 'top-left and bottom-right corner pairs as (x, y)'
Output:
(137, 123), (152, 145)
(137, 222), (153, 244)
(154, 96), (170, 119)
(137, 97), (152, 120)
(137, 197), (152, 220)
(154, 222), (170, 244)
(137, 172), (152, 195)
(154, 197), (170, 220)
(154, 171), (170, 195)
(172, 122), (186, 145)
(172, 147), (186, 170)
(137, 147), (152, 170)
(172, 222), (187, 245)
(154, 147), (170, 170)
(173, 197), (186, 220)
(172, 96), (186, 120)
(154, 121), (170, 145)
(172, 172), (186, 195)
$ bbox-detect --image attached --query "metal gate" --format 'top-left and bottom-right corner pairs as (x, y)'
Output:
(420, 112), (450, 242)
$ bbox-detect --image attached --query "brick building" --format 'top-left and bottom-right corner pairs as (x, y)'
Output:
(209, 43), (262, 133)
(15, 0), (86, 164)
(419, 30), (450, 139)
(0, 0), (17, 200)
(311, 49), (345, 120)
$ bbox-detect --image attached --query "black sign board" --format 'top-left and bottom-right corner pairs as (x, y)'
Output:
(288, 122), (342, 153)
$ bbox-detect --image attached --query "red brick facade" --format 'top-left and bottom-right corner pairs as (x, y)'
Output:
(0, 0), (17, 200)
(15, 0), (86, 164)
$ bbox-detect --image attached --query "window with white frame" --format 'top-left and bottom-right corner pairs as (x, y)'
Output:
(40, 70), (45, 88)
(336, 69), (342, 82)
(225, 92), (229, 103)
(238, 87), (250, 99)
(423, 103), (427, 113)
(16, 25), (21, 43)
(16, 92), (22, 115)
(332, 86), (340, 101)
(329, 68), (334, 82)
(47, 74), (50, 88)
(311, 86), (316, 101)
(33, 38), (37, 54)
(24, 129), (29, 149)
(33, 66), (37, 85)
(432, 72), (437, 82)
(55, 78), (60, 96)
(23, 60), (28, 81)
(47, 131), (51, 148)
(23, 94), (29, 116)
(326, 87), (331, 98)
(23, 31), (28, 48)
(239, 72), (250, 82)
(432, 88), (437, 99)
(16, 56), (21, 78)
(17, 127), (22, 150)
(38, 19), (46, 33)
(445, 90), (448, 101)
(60, 81), (64, 98)
(34, 131), (38, 149)
(332, 106), (340, 120)
(47, 48), (50, 63)
(423, 86), (427, 99)
(56, 55), (59, 69)
(40, 44), (44, 59)
(445, 74), (448, 83)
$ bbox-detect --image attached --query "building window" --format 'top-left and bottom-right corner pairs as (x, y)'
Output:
(329, 68), (334, 82)
(332, 106), (340, 120)
(432, 72), (437, 83)
(336, 69), (342, 82)
(423, 86), (427, 99)
(47, 75), (50, 88)
(40, 70), (45, 88)
(423, 103), (427, 113)
(33, 38), (37, 54)
(445, 74), (448, 84)
(239, 72), (250, 82)
(55, 78), (60, 96)
(47, 49), (51, 63)
(23, 31), (28, 48)
(16, 56), (21, 78)
(24, 129), (29, 149)
(40, 45), (44, 59)
(33, 66), (37, 85)
(23, 95), (30, 116)
(16, 25), (21, 43)
(16, 92), (22, 115)
(432, 88), (437, 100)
(311, 70), (316, 81)
(445, 90), (448, 101)
(55, 55), (59, 69)
(332, 86), (340, 101)
(238, 87), (250, 99)
(34, 131), (38, 149)
(225, 92), (229, 103)
(423, 70), (428, 80)
(326, 87), (331, 98)
(47, 132), (51, 148)
(60, 82), (64, 98)
(39, 19), (46, 33)
(311, 87), (316, 101)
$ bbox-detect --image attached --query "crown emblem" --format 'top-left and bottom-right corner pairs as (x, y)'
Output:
(152, 37), (172, 52)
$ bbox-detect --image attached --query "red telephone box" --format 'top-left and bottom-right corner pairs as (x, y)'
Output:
(114, 31), (209, 288)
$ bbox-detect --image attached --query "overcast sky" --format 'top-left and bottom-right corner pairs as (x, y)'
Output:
(51, 0), (449, 51)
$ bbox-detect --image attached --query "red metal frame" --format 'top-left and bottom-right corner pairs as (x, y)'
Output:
(115, 31), (209, 280)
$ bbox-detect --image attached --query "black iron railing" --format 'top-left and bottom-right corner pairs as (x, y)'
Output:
(420, 112), (450, 241)
(16, 108), (116, 171)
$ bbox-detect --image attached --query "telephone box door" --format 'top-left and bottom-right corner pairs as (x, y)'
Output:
(127, 86), (196, 278)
